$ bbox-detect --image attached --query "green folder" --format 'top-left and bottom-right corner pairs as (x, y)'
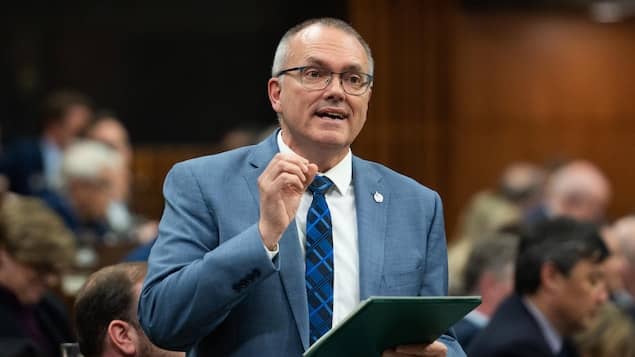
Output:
(303, 296), (481, 357)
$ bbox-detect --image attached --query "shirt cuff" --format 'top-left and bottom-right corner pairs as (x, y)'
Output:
(263, 242), (279, 260)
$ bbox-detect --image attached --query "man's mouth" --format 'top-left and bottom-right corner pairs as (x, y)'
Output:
(315, 109), (348, 120)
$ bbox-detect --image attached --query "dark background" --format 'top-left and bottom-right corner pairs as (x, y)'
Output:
(1, 1), (346, 144)
(3, 0), (635, 235)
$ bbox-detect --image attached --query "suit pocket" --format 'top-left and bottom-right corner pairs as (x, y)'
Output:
(382, 268), (424, 294)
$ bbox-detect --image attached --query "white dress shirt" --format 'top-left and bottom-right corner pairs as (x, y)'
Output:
(41, 138), (63, 191)
(277, 132), (360, 326)
(523, 297), (562, 355)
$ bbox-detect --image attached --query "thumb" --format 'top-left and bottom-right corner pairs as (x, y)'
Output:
(304, 164), (319, 190)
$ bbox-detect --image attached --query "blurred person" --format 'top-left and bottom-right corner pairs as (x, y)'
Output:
(448, 192), (519, 294)
(40, 140), (124, 245)
(74, 262), (183, 357)
(0, 194), (76, 357)
(575, 302), (635, 357)
(468, 217), (609, 357)
(452, 233), (518, 350)
(139, 18), (464, 357)
(498, 162), (546, 214)
(87, 113), (157, 243)
(0, 90), (93, 195)
(610, 215), (635, 315)
(526, 159), (611, 225)
(87, 114), (132, 212)
(448, 161), (543, 294)
(599, 223), (629, 299)
(87, 112), (133, 167)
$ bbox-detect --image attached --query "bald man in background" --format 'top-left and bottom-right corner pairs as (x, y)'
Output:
(526, 160), (611, 225)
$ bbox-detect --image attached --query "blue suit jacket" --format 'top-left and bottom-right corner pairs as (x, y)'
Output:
(453, 316), (482, 351)
(0, 138), (45, 195)
(139, 131), (465, 356)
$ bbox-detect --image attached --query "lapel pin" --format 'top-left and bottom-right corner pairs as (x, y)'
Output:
(373, 191), (384, 203)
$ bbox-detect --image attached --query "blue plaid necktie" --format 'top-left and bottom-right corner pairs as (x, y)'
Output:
(305, 175), (334, 345)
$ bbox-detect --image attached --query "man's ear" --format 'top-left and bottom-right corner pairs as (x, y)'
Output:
(478, 271), (497, 295)
(540, 261), (564, 293)
(107, 320), (137, 356)
(268, 77), (282, 113)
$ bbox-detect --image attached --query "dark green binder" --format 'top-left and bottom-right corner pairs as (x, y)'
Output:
(303, 296), (481, 357)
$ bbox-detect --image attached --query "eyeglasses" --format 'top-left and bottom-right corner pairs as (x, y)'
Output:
(275, 66), (373, 96)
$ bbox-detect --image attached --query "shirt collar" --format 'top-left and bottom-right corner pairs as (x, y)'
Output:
(522, 296), (563, 355)
(464, 309), (489, 328)
(40, 137), (62, 155)
(276, 130), (352, 195)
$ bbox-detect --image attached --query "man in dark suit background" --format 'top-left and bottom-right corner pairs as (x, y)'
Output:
(0, 90), (93, 196)
(468, 217), (609, 357)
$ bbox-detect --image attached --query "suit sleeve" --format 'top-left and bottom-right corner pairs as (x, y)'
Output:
(422, 192), (466, 357)
(419, 191), (449, 297)
(138, 162), (278, 351)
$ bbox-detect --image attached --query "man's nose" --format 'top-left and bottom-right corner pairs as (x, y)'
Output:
(323, 75), (346, 99)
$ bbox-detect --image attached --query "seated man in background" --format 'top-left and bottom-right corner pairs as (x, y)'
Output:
(40, 139), (124, 245)
(468, 217), (609, 357)
(74, 262), (183, 357)
(0, 194), (76, 357)
(87, 113), (158, 245)
(448, 162), (544, 294)
(452, 233), (518, 350)
(526, 159), (611, 225)
(0, 90), (93, 196)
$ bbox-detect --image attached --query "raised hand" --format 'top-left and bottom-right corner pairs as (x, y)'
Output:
(257, 152), (318, 250)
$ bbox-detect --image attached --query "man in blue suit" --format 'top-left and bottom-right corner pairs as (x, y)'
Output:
(139, 18), (464, 357)
(0, 90), (93, 196)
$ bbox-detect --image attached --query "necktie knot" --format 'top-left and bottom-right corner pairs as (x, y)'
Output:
(308, 176), (333, 195)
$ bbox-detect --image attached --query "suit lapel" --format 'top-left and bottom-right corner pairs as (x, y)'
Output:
(353, 157), (387, 300)
(244, 130), (309, 349)
(278, 224), (309, 349)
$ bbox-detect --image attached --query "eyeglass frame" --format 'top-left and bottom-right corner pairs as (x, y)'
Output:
(275, 66), (374, 96)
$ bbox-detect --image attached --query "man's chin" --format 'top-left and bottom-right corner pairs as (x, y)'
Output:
(311, 131), (350, 147)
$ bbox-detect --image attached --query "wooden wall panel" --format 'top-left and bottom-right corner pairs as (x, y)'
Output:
(348, 0), (451, 193)
(448, 13), (635, 234)
(130, 145), (219, 220)
(348, 0), (458, 237)
(129, 4), (635, 238)
(348, 1), (635, 238)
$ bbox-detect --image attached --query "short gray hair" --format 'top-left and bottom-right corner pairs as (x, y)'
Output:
(463, 233), (519, 294)
(62, 140), (123, 185)
(271, 18), (374, 77)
